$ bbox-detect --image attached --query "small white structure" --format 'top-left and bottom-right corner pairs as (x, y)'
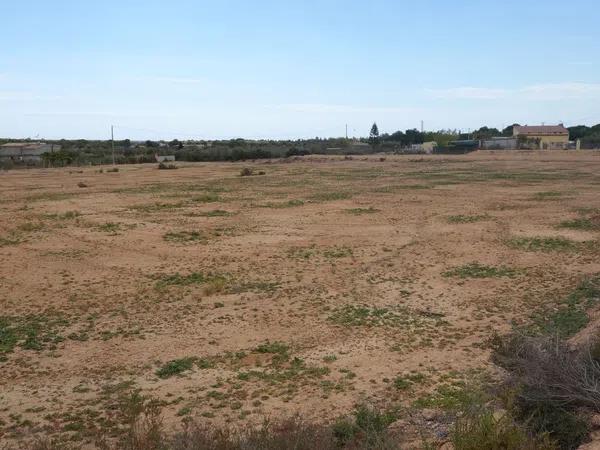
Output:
(409, 142), (437, 154)
(155, 154), (176, 163)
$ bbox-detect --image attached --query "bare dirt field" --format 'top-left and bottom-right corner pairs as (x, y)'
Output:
(1, 150), (600, 447)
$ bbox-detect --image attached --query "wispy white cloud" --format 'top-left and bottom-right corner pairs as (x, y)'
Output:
(0, 91), (62, 101)
(521, 83), (600, 100)
(425, 87), (508, 100)
(426, 82), (600, 101)
(141, 76), (206, 84)
(264, 103), (421, 114)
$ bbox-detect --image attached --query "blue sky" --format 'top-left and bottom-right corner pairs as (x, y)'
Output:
(1, 0), (599, 140)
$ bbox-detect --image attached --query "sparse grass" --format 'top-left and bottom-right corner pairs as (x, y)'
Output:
(393, 373), (426, 390)
(443, 262), (520, 279)
(0, 235), (21, 247)
(559, 217), (600, 231)
(447, 214), (489, 224)
(256, 199), (305, 208)
(414, 382), (485, 411)
(508, 236), (579, 252)
(0, 315), (69, 358)
(17, 222), (46, 232)
(255, 341), (289, 356)
(310, 191), (352, 202)
(196, 209), (232, 217)
(323, 246), (353, 258)
(163, 230), (206, 243)
(532, 191), (563, 200)
(96, 222), (122, 234)
(191, 193), (221, 203)
(345, 207), (379, 215)
(529, 275), (600, 337)
(45, 210), (81, 220)
(129, 202), (186, 213)
(328, 305), (432, 328)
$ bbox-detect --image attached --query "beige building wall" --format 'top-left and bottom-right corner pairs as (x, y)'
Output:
(536, 135), (569, 149)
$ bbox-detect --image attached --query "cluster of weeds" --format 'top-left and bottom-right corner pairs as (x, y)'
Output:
(345, 207), (379, 215)
(508, 236), (579, 252)
(96, 222), (123, 234)
(447, 214), (489, 224)
(156, 357), (197, 379)
(323, 246), (353, 258)
(163, 230), (206, 243)
(392, 372), (427, 390)
(414, 381), (485, 411)
(443, 262), (520, 279)
(287, 246), (316, 259)
(0, 314), (69, 359)
(17, 221), (46, 232)
(158, 162), (178, 170)
(236, 356), (330, 385)
(155, 272), (225, 290)
(332, 404), (399, 448)
(129, 202), (186, 213)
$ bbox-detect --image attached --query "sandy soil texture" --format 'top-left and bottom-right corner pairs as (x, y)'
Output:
(1, 151), (599, 445)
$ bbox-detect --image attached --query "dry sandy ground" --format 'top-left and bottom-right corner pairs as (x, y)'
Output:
(1, 150), (600, 446)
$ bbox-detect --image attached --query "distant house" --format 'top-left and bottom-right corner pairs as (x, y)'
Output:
(0, 142), (59, 163)
(155, 154), (176, 163)
(513, 125), (569, 150)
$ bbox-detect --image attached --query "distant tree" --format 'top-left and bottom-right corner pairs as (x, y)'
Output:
(369, 123), (380, 145)
(145, 140), (159, 148)
(405, 129), (424, 145)
(568, 125), (590, 141)
(169, 139), (183, 149)
(473, 126), (501, 140)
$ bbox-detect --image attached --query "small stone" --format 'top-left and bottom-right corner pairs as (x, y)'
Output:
(422, 408), (437, 421)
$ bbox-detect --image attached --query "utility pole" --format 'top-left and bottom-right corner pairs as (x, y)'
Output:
(111, 125), (115, 166)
